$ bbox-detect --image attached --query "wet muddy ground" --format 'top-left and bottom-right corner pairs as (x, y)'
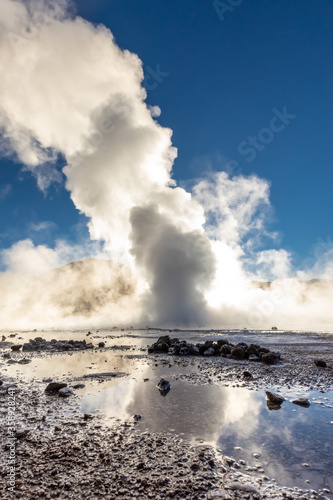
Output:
(1, 328), (333, 499)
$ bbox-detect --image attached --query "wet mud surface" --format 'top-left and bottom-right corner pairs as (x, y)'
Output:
(1, 328), (333, 499)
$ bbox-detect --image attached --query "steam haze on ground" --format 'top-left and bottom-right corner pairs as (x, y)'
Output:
(1, 0), (333, 331)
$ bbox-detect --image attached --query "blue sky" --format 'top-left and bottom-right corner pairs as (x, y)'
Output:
(0, 0), (332, 265)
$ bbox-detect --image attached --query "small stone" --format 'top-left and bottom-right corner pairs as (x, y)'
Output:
(133, 414), (142, 421)
(11, 345), (22, 351)
(18, 358), (31, 365)
(265, 391), (285, 405)
(292, 398), (310, 407)
(83, 413), (94, 420)
(190, 463), (200, 471)
(45, 382), (67, 393)
(58, 387), (74, 397)
(15, 429), (30, 439)
(204, 347), (215, 356)
(243, 371), (253, 379)
(98, 342), (105, 348)
(157, 378), (170, 392)
(314, 359), (327, 368)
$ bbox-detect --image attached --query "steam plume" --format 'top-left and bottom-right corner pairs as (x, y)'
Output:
(0, 0), (333, 330)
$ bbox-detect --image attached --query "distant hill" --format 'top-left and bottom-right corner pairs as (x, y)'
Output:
(46, 258), (136, 316)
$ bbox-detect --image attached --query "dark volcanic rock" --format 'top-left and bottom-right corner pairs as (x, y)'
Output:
(45, 382), (68, 393)
(231, 346), (245, 360)
(261, 351), (280, 364)
(147, 336), (282, 367)
(267, 400), (282, 411)
(314, 359), (327, 368)
(158, 378), (171, 392)
(220, 344), (232, 356)
(11, 344), (22, 351)
(23, 338), (93, 352)
(204, 347), (215, 357)
(148, 335), (171, 354)
(292, 398), (310, 407)
(265, 391), (285, 405)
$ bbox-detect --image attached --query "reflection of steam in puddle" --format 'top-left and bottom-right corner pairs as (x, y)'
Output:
(77, 365), (333, 493)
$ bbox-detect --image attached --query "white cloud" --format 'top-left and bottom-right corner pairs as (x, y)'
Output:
(1, 1), (333, 330)
(0, 183), (11, 200)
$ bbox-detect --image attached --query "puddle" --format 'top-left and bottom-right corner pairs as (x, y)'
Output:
(77, 363), (333, 494)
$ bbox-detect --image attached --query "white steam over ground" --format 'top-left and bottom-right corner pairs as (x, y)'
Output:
(0, 0), (333, 330)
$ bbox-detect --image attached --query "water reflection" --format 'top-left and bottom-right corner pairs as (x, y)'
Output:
(78, 366), (333, 493)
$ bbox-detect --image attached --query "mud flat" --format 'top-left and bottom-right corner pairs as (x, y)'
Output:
(1, 329), (333, 499)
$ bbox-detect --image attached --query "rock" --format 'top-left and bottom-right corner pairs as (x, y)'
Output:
(148, 335), (171, 354)
(243, 371), (253, 379)
(3, 353), (11, 359)
(248, 354), (260, 362)
(11, 344), (22, 351)
(227, 483), (260, 494)
(204, 347), (215, 357)
(271, 326), (278, 331)
(267, 400), (282, 411)
(231, 347), (245, 360)
(314, 359), (327, 368)
(292, 398), (310, 407)
(15, 429), (30, 439)
(133, 414), (142, 421)
(98, 342), (105, 348)
(223, 456), (235, 466)
(189, 345), (200, 355)
(23, 338), (92, 352)
(157, 378), (171, 392)
(83, 413), (94, 420)
(265, 391), (285, 405)
(7, 359), (17, 364)
(179, 346), (191, 355)
(45, 382), (67, 393)
(73, 383), (85, 389)
(0, 380), (3, 386)
(217, 339), (229, 347)
(190, 463), (200, 471)
(59, 387), (74, 397)
(261, 351), (280, 364)
(18, 358), (31, 365)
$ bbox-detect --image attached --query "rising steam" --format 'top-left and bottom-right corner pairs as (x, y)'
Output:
(0, 0), (333, 331)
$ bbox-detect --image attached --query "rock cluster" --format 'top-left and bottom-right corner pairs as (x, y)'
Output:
(148, 336), (281, 364)
(22, 337), (94, 352)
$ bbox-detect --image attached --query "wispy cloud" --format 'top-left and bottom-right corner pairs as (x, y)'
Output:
(0, 183), (11, 200)
(30, 220), (58, 232)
